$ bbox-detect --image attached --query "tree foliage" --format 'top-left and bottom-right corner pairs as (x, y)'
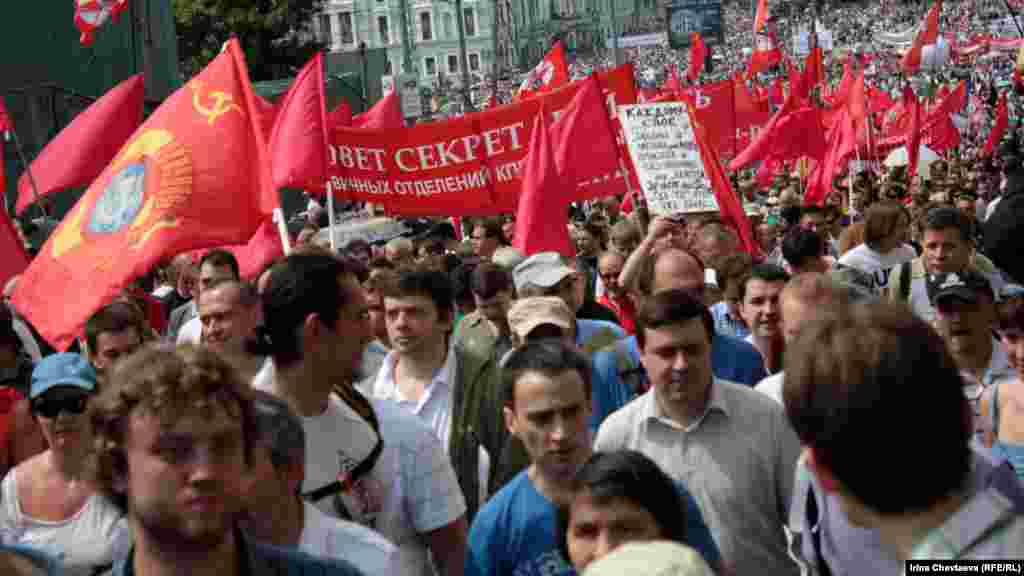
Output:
(173, 0), (326, 82)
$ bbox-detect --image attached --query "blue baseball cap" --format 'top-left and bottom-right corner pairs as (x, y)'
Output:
(30, 353), (97, 400)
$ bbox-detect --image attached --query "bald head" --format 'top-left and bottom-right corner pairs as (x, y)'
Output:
(780, 273), (848, 344)
(650, 248), (704, 296)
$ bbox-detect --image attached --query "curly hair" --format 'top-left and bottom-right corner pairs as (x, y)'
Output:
(90, 345), (255, 512)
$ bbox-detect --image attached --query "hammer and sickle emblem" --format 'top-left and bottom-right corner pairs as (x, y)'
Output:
(189, 80), (243, 125)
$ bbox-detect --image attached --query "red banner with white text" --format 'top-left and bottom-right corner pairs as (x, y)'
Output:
(327, 65), (637, 216)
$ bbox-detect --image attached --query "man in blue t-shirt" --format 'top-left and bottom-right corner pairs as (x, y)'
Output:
(466, 340), (720, 576)
(590, 246), (767, 431)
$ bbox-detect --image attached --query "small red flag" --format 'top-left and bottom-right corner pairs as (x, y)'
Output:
(804, 47), (824, 89)
(352, 90), (404, 129)
(984, 95), (1009, 156)
(11, 38), (275, 350)
(512, 109), (573, 258)
(0, 100), (11, 133)
(901, 0), (942, 74)
(515, 41), (571, 101)
(753, 0), (769, 35)
(15, 75), (144, 215)
(270, 53), (330, 191)
(0, 100), (10, 203)
(550, 76), (620, 192)
(688, 33), (707, 82)
(74, 0), (129, 46)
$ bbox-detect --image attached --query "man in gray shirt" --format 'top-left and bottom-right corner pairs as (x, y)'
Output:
(594, 289), (801, 576)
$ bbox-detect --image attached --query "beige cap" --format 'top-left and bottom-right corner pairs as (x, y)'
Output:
(583, 541), (714, 576)
(507, 297), (573, 341)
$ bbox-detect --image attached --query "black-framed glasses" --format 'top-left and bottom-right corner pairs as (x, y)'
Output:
(31, 394), (90, 419)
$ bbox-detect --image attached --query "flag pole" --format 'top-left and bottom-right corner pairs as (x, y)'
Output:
(8, 128), (48, 223)
(273, 206), (292, 256)
(326, 181), (338, 252)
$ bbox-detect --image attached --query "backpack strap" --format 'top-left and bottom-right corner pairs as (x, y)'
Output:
(992, 382), (1002, 436)
(805, 488), (833, 576)
(898, 260), (912, 301)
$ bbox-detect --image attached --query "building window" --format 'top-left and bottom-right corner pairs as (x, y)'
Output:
(377, 16), (390, 44)
(448, 54), (459, 74)
(469, 53), (481, 72)
(419, 11), (433, 41)
(339, 12), (354, 45)
(424, 56), (437, 76)
(318, 14), (333, 44)
(463, 7), (477, 37)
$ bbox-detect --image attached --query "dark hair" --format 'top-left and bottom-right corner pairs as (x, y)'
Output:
(635, 289), (713, 349)
(738, 263), (791, 302)
(0, 305), (19, 351)
(714, 252), (753, 295)
(780, 205), (802, 228)
(781, 228), (826, 271)
(783, 301), (970, 515)
(472, 217), (509, 245)
(469, 263), (513, 299)
(502, 339), (592, 407)
(199, 249), (240, 281)
(864, 201), (909, 249)
(384, 269), (454, 322)
(85, 302), (148, 354)
(800, 205), (825, 219)
(985, 195), (1024, 284)
(922, 206), (973, 244)
(451, 262), (477, 305)
(247, 253), (356, 368)
(557, 450), (688, 561)
(997, 294), (1024, 333)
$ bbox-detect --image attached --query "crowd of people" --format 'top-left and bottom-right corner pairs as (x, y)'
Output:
(3, 1), (1024, 575)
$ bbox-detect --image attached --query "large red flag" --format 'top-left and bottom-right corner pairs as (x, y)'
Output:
(804, 47), (824, 90)
(748, 32), (783, 78)
(352, 90), (404, 129)
(515, 42), (571, 100)
(11, 38), (275, 350)
(688, 33), (707, 81)
(512, 110), (573, 258)
(901, 0), (942, 74)
(270, 53), (329, 191)
(550, 76), (620, 191)
(691, 79), (739, 156)
(15, 75), (144, 215)
(0, 209), (29, 290)
(688, 106), (761, 258)
(730, 105), (825, 171)
(806, 71), (865, 206)
(254, 94), (280, 138)
(984, 95), (1009, 156)
(207, 218), (283, 281)
(74, 0), (129, 45)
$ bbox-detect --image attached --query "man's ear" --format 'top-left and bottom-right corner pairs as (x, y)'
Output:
(804, 447), (840, 493)
(503, 406), (518, 437)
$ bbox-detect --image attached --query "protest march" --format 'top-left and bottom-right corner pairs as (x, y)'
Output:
(1, 0), (1024, 574)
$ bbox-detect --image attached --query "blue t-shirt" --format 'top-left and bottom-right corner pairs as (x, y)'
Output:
(590, 334), (766, 431)
(466, 470), (722, 576)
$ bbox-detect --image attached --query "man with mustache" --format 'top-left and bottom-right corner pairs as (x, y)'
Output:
(595, 289), (802, 576)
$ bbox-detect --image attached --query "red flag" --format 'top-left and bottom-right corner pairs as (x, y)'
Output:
(730, 105), (825, 171)
(688, 33), (707, 81)
(512, 110), (573, 258)
(901, 0), (942, 74)
(906, 88), (923, 181)
(353, 90), (404, 129)
(788, 62), (808, 102)
(984, 95), (1009, 156)
(0, 100), (11, 133)
(515, 41), (571, 100)
(10, 38), (275, 350)
(667, 66), (684, 96)
(688, 106), (761, 258)
(734, 75), (771, 128)
(753, 0), (769, 35)
(15, 75), (144, 215)
(691, 79), (739, 156)
(0, 209), (29, 290)
(928, 80), (966, 120)
(220, 218), (284, 280)
(254, 94), (280, 138)
(270, 53), (330, 191)
(550, 76), (620, 191)
(804, 47), (824, 89)
(805, 71), (866, 205)
(748, 32), (782, 78)
(0, 100), (11, 202)
(74, 0), (129, 45)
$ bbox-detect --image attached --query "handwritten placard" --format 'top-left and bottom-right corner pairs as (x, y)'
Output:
(618, 102), (716, 215)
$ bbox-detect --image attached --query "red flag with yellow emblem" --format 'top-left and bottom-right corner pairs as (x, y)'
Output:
(11, 39), (276, 350)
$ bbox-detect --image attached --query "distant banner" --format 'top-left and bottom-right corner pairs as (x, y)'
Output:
(608, 32), (668, 48)
(619, 102), (716, 215)
(327, 65), (637, 216)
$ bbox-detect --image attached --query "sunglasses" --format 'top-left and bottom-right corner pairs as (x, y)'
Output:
(31, 394), (90, 419)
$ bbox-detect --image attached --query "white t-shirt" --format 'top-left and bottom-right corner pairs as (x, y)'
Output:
(0, 468), (125, 576)
(254, 372), (467, 576)
(836, 243), (917, 292)
(755, 372), (785, 405)
(176, 315), (202, 346)
(299, 501), (405, 575)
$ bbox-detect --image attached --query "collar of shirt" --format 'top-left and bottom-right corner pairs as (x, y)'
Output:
(984, 338), (1016, 387)
(115, 528), (258, 576)
(640, 378), (730, 433)
(374, 343), (457, 412)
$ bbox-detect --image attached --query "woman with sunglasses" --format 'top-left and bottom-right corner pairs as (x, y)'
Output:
(0, 354), (124, 576)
